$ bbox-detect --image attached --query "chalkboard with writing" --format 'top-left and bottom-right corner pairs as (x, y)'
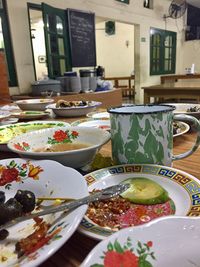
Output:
(67, 9), (96, 67)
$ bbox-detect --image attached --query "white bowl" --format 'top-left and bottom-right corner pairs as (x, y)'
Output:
(7, 126), (110, 168)
(0, 158), (88, 267)
(0, 110), (10, 120)
(15, 98), (54, 111)
(46, 101), (102, 117)
(165, 103), (200, 119)
(81, 216), (200, 267)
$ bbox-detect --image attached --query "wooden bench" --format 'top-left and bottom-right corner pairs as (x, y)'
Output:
(104, 75), (135, 99)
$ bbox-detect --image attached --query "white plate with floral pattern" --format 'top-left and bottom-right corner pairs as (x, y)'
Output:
(79, 164), (200, 240)
(81, 216), (200, 267)
(0, 158), (88, 267)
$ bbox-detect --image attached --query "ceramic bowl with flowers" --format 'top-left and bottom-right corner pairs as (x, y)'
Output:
(7, 126), (110, 168)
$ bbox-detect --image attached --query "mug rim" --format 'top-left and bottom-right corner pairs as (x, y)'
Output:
(107, 104), (176, 114)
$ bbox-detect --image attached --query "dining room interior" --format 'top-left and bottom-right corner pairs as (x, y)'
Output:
(1, 0), (200, 267)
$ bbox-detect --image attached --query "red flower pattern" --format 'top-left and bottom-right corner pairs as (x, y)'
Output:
(121, 251), (139, 267)
(14, 143), (24, 151)
(93, 239), (155, 267)
(104, 251), (124, 267)
(104, 250), (139, 267)
(53, 130), (68, 142)
(72, 131), (79, 137)
(0, 168), (19, 186)
(147, 241), (153, 247)
(22, 142), (29, 147)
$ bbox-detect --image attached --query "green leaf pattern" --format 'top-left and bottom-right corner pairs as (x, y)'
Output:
(110, 112), (173, 166)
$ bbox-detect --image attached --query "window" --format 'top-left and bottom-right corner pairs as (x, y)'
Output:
(0, 0), (17, 86)
(144, 0), (153, 9)
(150, 28), (176, 75)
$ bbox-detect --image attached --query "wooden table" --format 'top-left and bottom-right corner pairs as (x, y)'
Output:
(160, 74), (200, 84)
(11, 88), (123, 109)
(0, 113), (200, 266)
(142, 81), (200, 103)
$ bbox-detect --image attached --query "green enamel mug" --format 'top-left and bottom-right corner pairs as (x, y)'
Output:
(108, 104), (200, 166)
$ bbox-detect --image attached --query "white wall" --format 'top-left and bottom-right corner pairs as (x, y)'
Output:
(32, 20), (48, 80)
(181, 40), (200, 74)
(96, 21), (134, 77)
(6, 0), (186, 103)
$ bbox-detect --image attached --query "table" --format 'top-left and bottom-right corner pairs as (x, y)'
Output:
(142, 81), (200, 104)
(11, 88), (123, 109)
(160, 74), (200, 84)
(0, 113), (200, 266)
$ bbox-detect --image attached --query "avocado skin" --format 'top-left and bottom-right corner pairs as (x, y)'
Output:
(120, 177), (169, 205)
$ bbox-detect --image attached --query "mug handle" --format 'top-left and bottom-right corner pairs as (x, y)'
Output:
(172, 114), (200, 161)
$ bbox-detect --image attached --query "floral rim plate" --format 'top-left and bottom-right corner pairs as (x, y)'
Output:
(79, 164), (200, 240)
(0, 120), (70, 150)
(81, 216), (200, 267)
(71, 118), (110, 131)
(173, 121), (190, 137)
(11, 110), (50, 120)
(0, 158), (88, 267)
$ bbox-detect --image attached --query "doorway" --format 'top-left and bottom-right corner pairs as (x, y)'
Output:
(28, 3), (135, 98)
(28, 6), (48, 81)
(28, 3), (71, 81)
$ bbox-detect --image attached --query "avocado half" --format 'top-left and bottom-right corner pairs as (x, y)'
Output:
(120, 177), (169, 205)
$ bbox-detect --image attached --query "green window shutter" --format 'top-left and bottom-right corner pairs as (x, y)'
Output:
(42, 3), (72, 78)
(0, 1), (17, 86)
(150, 28), (176, 75)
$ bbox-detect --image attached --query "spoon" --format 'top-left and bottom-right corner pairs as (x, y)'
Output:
(0, 183), (129, 231)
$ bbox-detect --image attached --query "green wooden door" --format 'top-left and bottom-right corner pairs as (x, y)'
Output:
(42, 3), (71, 78)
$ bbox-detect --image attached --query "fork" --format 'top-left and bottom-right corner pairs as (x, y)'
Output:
(0, 183), (129, 231)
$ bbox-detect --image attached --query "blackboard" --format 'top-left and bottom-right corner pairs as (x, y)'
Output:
(67, 9), (96, 67)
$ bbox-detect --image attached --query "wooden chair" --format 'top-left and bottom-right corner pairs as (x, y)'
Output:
(104, 75), (135, 100)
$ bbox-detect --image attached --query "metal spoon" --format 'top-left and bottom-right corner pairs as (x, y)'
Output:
(0, 183), (129, 231)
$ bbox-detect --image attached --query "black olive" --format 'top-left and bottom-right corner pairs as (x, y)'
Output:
(0, 191), (5, 204)
(14, 190), (36, 213)
(0, 198), (23, 225)
(0, 229), (9, 240)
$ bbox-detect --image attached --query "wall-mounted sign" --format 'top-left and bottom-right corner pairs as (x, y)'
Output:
(67, 9), (96, 67)
(116, 0), (130, 4)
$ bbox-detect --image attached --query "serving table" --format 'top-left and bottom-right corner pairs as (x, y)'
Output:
(0, 112), (200, 267)
(142, 81), (200, 104)
(11, 88), (123, 109)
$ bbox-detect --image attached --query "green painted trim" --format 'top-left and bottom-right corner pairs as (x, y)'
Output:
(0, 0), (17, 86)
(27, 3), (42, 80)
(28, 2), (72, 80)
(27, 2), (41, 10)
(150, 28), (176, 76)
(116, 0), (129, 4)
(42, 3), (72, 78)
